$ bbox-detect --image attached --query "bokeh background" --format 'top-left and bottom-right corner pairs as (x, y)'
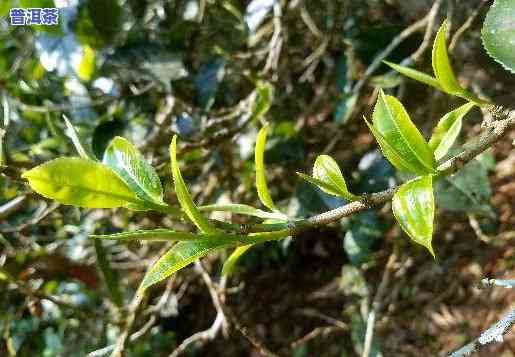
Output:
(1, 0), (514, 356)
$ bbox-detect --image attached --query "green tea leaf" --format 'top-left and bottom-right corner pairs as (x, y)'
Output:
(384, 61), (442, 90)
(392, 175), (435, 257)
(103, 136), (164, 205)
(139, 237), (235, 292)
(77, 45), (96, 81)
(296, 172), (343, 197)
(255, 125), (277, 211)
(429, 102), (475, 160)
(432, 20), (463, 94)
(91, 229), (201, 241)
(310, 155), (358, 200)
(22, 158), (140, 208)
(222, 244), (254, 275)
(199, 203), (287, 219)
(482, 0), (515, 73)
(170, 136), (218, 234)
(251, 81), (273, 120)
(370, 91), (436, 175)
(62, 114), (92, 159)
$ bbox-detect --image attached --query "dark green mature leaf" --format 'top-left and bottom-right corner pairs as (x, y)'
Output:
(199, 203), (287, 219)
(195, 57), (225, 110)
(434, 158), (495, 217)
(170, 136), (218, 234)
(103, 136), (164, 205)
(139, 238), (235, 292)
(392, 175), (435, 257)
(432, 20), (463, 94)
(482, 0), (515, 73)
(75, 0), (122, 48)
(255, 125), (277, 211)
(22, 158), (140, 208)
(384, 61), (442, 90)
(368, 91), (436, 175)
(429, 103), (475, 160)
(91, 229), (201, 241)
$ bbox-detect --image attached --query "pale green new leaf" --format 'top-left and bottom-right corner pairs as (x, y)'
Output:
(103, 136), (164, 205)
(22, 158), (140, 208)
(251, 81), (273, 120)
(255, 125), (277, 211)
(62, 115), (92, 159)
(371, 91), (436, 175)
(296, 172), (343, 196)
(384, 61), (442, 90)
(311, 155), (358, 200)
(139, 237), (235, 292)
(91, 229), (201, 241)
(429, 102), (475, 160)
(170, 136), (217, 234)
(222, 244), (254, 276)
(199, 203), (287, 219)
(392, 175), (435, 257)
(481, 0), (515, 74)
(432, 20), (463, 94)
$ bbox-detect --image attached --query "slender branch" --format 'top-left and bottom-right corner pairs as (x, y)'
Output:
(448, 307), (515, 357)
(109, 291), (147, 357)
(240, 104), (515, 237)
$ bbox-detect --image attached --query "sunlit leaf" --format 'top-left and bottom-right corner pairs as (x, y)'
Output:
(369, 91), (436, 175)
(103, 136), (164, 205)
(482, 0), (515, 73)
(392, 175), (435, 257)
(297, 155), (359, 200)
(296, 172), (343, 197)
(255, 125), (277, 211)
(251, 81), (273, 120)
(222, 244), (254, 275)
(170, 136), (218, 234)
(432, 20), (463, 94)
(199, 203), (287, 219)
(77, 45), (96, 81)
(139, 237), (235, 292)
(91, 229), (201, 241)
(384, 60), (442, 90)
(22, 158), (140, 208)
(429, 102), (476, 160)
(62, 114), (92, 159)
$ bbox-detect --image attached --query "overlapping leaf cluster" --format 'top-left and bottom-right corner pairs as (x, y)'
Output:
(21, 15), (507, 292)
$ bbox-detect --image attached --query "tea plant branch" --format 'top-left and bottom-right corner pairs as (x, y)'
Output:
(448, 306), (515, 357)
(362, 253), (398, 357)
(236, 104), (514, 237)
(169, 262), (228, 357)
(449, 0), (490, 53)
(110, 291), (147, 357)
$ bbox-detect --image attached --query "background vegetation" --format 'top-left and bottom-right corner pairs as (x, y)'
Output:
(1, 0), (514, 356)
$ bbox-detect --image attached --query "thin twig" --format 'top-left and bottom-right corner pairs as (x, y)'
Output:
(109, 291), (147, 357)
(362, 253), (397, 357)
(449, 0), (489, 53)
(448, 307), (515, 357)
